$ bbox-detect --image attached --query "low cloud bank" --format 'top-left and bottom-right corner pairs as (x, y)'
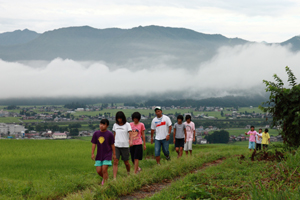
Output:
(0, 43), (299, 99)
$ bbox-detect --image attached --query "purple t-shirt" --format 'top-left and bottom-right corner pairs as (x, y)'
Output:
(91, 130), (114, 161)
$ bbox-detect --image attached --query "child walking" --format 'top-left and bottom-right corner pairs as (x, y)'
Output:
(184, 115), (195, 156)
(91, 119), (115, 185)
(255, 128), (263, 151)
(262, 128), (271, 150)
(173, 115), (186, 158)
(112, 111), (132, 179)
(245, 126), (258, 152)
(129, 112), (146, 174)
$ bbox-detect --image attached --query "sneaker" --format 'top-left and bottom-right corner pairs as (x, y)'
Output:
(166, 156), (171, 161)
(101, 179), (104, 186)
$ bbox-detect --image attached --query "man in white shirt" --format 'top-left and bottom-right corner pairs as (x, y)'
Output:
(151, 106), (172, 165)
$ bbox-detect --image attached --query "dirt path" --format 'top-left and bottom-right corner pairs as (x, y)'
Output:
(119, 157), (226, 200)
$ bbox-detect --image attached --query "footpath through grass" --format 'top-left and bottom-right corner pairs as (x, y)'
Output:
(145, 145), (300, 200)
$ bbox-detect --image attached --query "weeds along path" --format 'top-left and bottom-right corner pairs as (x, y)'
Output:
(119, 157), (226, 200)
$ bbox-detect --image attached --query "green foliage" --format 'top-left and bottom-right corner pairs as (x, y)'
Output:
(69, 123), (82, 129)
(70, 128), (79, 136)
(5, 105), (19, 110)
(205, 130), (229, 143)
(64, 102), (86, 109)
(260, 66), (300, 148)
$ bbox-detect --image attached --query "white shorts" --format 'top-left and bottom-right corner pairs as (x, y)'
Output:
(184, 141), (193, 151)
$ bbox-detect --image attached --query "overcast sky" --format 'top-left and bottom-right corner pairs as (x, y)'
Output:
(0, 0), (300, 43)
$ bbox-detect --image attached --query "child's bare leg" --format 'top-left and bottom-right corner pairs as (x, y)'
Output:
(189, 150), (192, 155)
(124, 160), (130, 174)
(175, 147), (179, 155)
(96, 166), (103, 177)
(102, 165), (109, 182)
(179, 147), (183, 157)
(185, 151), (188, 156)
(113, 159), (119, 179)
(134, 159), (139, 174)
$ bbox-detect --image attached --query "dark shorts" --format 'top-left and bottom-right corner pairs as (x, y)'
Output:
(115, 147), (130, 161)
(256, 143), (261, 150)
(263, 144), (268, 148)
(175, 138), (184, 148)
(130, 144), (143, 163)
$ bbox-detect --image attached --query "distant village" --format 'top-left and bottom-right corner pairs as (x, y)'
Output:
(0, 104), (279, 144)
(0, 105), (272, 122)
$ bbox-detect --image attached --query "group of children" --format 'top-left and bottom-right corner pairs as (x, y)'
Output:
(245, 126), (271, 152)
(91, 108), (196, 185)
(173, 115), (196, 158)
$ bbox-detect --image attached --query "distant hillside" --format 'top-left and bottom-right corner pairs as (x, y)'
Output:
(0, 29), (40, 46)
(281, 36), (300, 51)
(0, 26), (248, 68)
(0, 26), (299, 68)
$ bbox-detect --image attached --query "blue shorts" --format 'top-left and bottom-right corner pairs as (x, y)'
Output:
(248, 142), (255, 150)
(155, 139), (169, 157)
(94, 160), (112, 167)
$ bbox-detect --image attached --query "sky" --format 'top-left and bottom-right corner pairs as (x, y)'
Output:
(0, 0), (300, 43)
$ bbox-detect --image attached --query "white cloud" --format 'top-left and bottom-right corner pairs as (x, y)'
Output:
(0, 43), (299, 99)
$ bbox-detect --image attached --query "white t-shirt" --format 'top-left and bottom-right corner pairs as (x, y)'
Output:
(255, 133), (262, 144)
(151, 115), (172, 140)
(112, 122), (132, 147)
(184, 122), (195, 142)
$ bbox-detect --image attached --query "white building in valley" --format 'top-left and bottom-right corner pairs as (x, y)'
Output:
(0, 123), (25, 135)
(52, 133), (67, 139)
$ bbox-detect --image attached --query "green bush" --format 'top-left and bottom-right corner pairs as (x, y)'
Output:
(260, 66), (300, 148)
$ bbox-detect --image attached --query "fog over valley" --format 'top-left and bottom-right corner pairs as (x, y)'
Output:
(1, 41), (299, 100)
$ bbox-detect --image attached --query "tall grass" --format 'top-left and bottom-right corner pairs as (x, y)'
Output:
(0, 139), (243, 199)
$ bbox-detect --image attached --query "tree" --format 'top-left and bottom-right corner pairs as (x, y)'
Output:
(70, 128), (79, 136)
(260, 66), (300, 148)
(6, 105), (18, 110)
(69, 123), (82, 129)
(205, 130), (229, 144)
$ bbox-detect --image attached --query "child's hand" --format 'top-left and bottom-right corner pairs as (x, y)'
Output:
(113, 154), (116, 160)
(143, 144), (147, 151)
(193, 138), (195, 142)
(91, 154), (95, 161)
(184, 139), (186, 143)
(173, 139), (175, 144)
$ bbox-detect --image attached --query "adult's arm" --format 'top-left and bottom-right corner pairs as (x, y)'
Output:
(151, 129), (155, 144)
(166, 126), (172, 141)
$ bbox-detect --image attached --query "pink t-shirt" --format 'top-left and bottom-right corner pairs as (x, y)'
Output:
(184, 121), (195, 141)
(130, 122), (146, 145)
(247, 131), (258, 142)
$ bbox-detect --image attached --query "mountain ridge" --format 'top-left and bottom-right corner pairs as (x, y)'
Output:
(0, 25), (299, 67)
